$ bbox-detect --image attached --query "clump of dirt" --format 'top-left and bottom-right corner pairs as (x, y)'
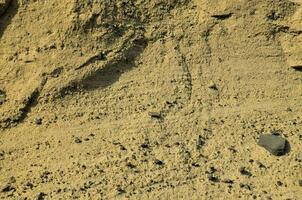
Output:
(0, 0), (301, 199)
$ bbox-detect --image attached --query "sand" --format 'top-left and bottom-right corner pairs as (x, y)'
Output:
(0, 0), (302, 199)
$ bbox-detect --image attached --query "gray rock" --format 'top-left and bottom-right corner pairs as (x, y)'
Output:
(258, 134), (289, 156)
(207, 82), (218, 90)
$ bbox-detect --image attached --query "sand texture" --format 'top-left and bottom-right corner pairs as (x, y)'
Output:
(0, 0), (302, 199)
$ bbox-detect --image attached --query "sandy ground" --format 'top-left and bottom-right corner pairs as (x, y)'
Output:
(0, 0), (302, 199)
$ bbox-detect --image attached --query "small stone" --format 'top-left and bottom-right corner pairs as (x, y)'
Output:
(239, 167), (252, 177)
(74, 137), (82, 144)
(35, 118), (42, 125)
(207, 174), (219, 182)
(154, 159), (164, 165)
(1, 185), (15, 193)
(208, 82), (218, 90)
(222, 179), (234, 184)
(116, 187), (126, 194)
(148, 112), (162, 119)
(211, 12), (233, 20)
(126, 163), (136, 169)
(276, 181), (283, 186)
(196, 135), (205, 150)
(140, 143), (149, 149)
(258, 134), (289, 156)
(239, 183), (251, 190)
(25, 182), (34, 189)
(299, 180), (302, 187)
(36, 192), (46, 200)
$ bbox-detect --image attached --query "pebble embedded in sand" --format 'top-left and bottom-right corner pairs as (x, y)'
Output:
(36, 192), (46, 200)
(148, 112), (162, 119)
(258, 134), (289, 156)
(74, 137), (82, 144)
(239, 167), (252, 177)
(34, 117), (42, 125)
(208, 82), (218, 90)
(211, 12), (233, 20)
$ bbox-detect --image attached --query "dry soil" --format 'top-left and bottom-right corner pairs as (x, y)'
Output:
(0, 0), (302, 199)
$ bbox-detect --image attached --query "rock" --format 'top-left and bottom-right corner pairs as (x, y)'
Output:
(36, 192), (46, 200)
(239, 183), (252, 190)
(34, 117), (42, 125)
(211, 12), (233, 20)
(258, 134), (289, 156)
(25, 182), (34, 189)
(222, 179), (234, 184)
(148, 111), (162, 119)
(1, 185), (15, 193)
(196, 135), (205, 150)
(154, 159), (164, 165)
(207, 82), (218, 90)
(276, 181), (283, 186)
(74, 137), (82, 144)
(207, 174), (219, 182)
(140, 143), (149, 149)
(116, 188), (126, 195)
(239, 167), (252, 177)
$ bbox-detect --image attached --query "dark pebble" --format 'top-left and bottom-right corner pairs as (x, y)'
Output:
(222, 179), (234, 184)
(37, 192), (46, 200)
(258, 134), (289, 156)
(148, 112), (162, 119)
(196, 135), (205, 150)
(74, 137), (82, 144)
(299, 180), (302, 187)
(116, 188), (126, 194)
(1, 185), (15, 193)
(208, 82), (218, 90)
(239, 167), (252, 177)
(140, 143), (149, 149)
(25, 182), (34, 189)
(211, 12), (233, 20)
(239, 183), (251, 190)
(126, 163), (136, 169)
(35, 118), (42, 125)
(207, 174), (219, 182)
(154, 159), (164, 165)
(276, 181), (283, 186)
